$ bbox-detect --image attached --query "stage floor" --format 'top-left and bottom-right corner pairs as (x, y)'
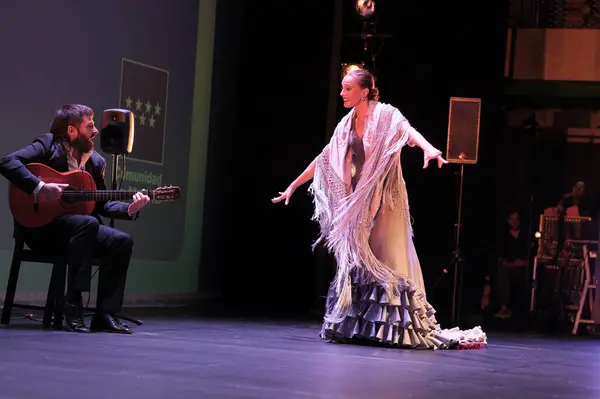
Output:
(0, 313), (598, 399)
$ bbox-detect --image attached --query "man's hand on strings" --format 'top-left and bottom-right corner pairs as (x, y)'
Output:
(39, 183), (69, 200)
(272, 185), (296, 205)
(128, 191), (151, 216)
(423, 149), (448, 169)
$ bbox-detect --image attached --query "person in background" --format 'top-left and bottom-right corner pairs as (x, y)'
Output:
(557, 181), (587, 216)
(494, 210), (530, 319)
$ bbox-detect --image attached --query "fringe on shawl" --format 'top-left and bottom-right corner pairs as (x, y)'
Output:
(309, 103), (414, 324)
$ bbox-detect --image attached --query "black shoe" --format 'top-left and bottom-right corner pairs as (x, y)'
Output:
(90, 313), (132, 334)
(64, 301), (90, 333)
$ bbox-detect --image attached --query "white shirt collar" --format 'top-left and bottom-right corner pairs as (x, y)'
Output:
(67, 148), (93, 170)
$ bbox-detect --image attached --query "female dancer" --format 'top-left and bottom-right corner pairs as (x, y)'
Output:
(272, 68), (486, 349)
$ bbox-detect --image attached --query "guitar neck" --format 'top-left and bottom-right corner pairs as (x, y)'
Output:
(59, 190), (150, 202)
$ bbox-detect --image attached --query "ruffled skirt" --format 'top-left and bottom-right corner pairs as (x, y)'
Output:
(320, 272), (487, 350)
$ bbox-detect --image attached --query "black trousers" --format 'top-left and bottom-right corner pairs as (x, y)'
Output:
(496, 265), (528, 312)
(23, 214), (133, 314)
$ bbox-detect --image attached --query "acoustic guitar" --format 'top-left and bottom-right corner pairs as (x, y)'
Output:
(10, 163), (180, 228)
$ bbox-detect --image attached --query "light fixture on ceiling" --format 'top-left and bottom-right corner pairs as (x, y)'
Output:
(355, 0), (375, 19)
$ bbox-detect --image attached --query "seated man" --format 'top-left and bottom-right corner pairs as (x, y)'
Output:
(494, 210), (529, 319)
(0, 104), (150, 334)
(557, 181), (588, 216)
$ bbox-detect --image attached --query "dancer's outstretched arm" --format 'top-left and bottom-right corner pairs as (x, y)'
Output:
(272, 156), (317, 205)
(404, 123), (448, 169)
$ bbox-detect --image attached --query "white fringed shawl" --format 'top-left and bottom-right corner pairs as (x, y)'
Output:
(309, 101), (416, 324)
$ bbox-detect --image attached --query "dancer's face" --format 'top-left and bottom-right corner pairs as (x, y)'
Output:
(340, 75), (369, 109)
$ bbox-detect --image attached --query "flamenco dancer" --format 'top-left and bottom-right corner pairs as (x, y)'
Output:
(272, 67), (487, 350)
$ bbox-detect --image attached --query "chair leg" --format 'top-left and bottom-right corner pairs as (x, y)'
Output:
(43, 262), (63, 328)
(51, 262), (67, 331)
(1, 249), (23, 325)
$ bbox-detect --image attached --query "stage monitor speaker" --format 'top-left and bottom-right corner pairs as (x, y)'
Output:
(446, 97), (481, 164)
(100, 109), (135, 155)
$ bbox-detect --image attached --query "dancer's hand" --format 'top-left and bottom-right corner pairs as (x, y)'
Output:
(272, 185), (296, 205)
(423, 148), (448, 169)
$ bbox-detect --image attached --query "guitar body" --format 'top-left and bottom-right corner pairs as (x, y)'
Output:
(10, 163), (97, 228)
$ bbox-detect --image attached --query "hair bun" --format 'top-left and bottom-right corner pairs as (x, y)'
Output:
(370, 86), (380, 101)
(345, 68), (380, 101)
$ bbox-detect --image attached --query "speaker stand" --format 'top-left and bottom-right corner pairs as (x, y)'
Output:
(110, 153), (142, 326)
(84, 153), (143, 328)
(431, 163), (466, 327)
(450, 163), (466, 326)
(109, 153), (119, 228)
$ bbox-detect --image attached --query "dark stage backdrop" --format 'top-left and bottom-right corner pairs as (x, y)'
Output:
(201, 0), (337, 315)
(368, 2), (510, 321)
(205, 0), (509, 322)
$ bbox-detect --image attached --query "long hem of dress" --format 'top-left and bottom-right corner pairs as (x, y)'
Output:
(319, 274), (488, 350)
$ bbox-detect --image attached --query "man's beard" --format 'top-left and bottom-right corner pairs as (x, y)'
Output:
(72, 135), (94, 153)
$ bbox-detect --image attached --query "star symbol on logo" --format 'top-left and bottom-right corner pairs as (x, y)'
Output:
(145, 101), (152, 114)
(140, 115), (146, 126)
(149, 115), (156, 128)
(135, 98), (143, 111)
(124, 96), (132, 109)
(154, 102), (162, 116)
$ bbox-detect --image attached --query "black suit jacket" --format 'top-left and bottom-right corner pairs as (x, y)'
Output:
(0, 133), (137, 224)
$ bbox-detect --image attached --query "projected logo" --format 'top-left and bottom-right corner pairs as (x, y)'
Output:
(113, 58), (182, 261)
(119, 59), (169, 165)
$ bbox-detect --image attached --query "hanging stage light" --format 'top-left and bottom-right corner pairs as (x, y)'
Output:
(341, 63), (364, 79)
(355, 0), (375, 18)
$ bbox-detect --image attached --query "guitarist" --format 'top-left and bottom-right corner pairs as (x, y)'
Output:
(0, 104), (150, 334)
